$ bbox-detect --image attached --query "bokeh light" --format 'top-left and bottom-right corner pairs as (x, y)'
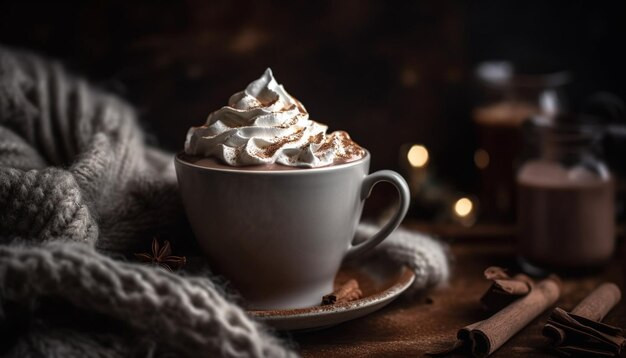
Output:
(408, 145), (429, 168)
(454, 197), (473, 217)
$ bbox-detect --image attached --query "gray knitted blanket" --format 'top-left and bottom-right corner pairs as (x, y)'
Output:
(0, 46), (449, 357)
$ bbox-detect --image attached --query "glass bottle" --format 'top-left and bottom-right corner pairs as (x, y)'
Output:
(516, 114), (615, 275)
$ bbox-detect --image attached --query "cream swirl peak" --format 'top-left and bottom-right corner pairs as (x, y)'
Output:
(184, 68), (365, 167)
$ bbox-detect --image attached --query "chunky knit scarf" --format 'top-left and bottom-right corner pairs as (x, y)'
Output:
(0, 46), (449, 357)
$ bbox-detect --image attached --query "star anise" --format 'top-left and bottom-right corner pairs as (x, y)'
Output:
(135, 238), (187, 271)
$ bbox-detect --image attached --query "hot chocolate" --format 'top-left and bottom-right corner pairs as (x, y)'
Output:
(180, 154), (303, 171)
(175, 69), (409, 309)
(184, 68), (365, 168)
(517, 160), (615, 270)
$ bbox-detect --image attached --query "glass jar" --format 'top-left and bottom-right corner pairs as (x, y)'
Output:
(472, 61), (569, 221)
(516, 115), (615, 274)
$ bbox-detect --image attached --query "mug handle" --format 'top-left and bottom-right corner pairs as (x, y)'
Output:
(345, 170), (410, 260)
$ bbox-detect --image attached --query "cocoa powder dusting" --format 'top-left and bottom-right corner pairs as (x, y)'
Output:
(315, 136), (335, 154)
(258, 96), (279, 108)
(314, 131), (364, 161)
(261, 128), (305, 158)
(279, 115), (300, 129)
(229, 96), (278, 110)
(338, 133), (365, 159)
(281, 104), (296, 111)
(309, 133), (323, 145)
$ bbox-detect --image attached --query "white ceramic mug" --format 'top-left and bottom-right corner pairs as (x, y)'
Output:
(175, 151), (410, 309)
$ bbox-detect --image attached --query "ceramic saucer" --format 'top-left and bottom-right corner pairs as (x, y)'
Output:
(247, 255), (415, 331)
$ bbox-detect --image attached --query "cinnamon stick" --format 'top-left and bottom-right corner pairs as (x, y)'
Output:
(321, 279), (363, 305)
(492, 274), (533, 295)
(480, 266), (533, 312)
(430, 276), (561, 357)
(471, 277), (561, 357)
(483, 266), (510, 280)
(543, 282), (625, 356)
(572, 283), (621, 322)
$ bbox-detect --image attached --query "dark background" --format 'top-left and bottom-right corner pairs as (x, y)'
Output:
(1, 0), (625, 220)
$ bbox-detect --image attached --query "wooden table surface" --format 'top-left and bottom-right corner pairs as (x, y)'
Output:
(292, 225), (626, 357)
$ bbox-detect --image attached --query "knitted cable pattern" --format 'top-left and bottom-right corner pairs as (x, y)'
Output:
(0, 45), (449, 357)
(0, 167), (97, 244)
(0, 46), (182, 253)
(0, 242), (293, 358)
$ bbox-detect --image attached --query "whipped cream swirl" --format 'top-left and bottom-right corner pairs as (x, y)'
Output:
(184, 68), (365, 167)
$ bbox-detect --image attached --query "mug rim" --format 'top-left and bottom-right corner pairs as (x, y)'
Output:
(175, 150), (370, 175)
